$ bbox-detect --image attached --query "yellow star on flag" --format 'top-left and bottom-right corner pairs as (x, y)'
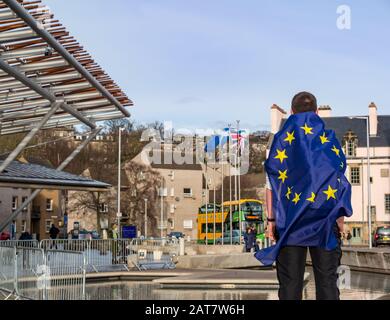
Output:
(278, 170), (288, 183)
(286, 186), (293, 200)
(331, 145), (340, 157)
(323, 185), (338, 200)
(292, 193), (302, 205)
(300, 123), (314, 135)
(320, 132), (330, 144)
(274, 149), (288, 164)
(284, 131), (295, 145)
(306, 192), (316, 203)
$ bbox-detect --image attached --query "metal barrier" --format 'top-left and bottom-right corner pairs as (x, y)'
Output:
(1, 238), (180, 274)
(0, 246), (86, 300)
(39, 239), (132, 272)
(39, 238), (180, 272)
(0, 240), (39, 249)
(44, 250), (86, 300)
(0, 246), (17, 300)
(127, 238), (179, 270)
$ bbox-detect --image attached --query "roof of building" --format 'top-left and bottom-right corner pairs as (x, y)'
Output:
(0, 160), (110, 190)
(323, 116), (390, 147)
(0, 0), (132, 135)
(280, 115), (390, 148)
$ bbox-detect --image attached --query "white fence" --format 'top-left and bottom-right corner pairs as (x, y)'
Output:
(0, 246), (86, 300)
(0, 238), (180, 271)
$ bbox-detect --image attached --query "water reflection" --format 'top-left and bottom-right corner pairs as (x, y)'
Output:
(85, 269), (390, 300)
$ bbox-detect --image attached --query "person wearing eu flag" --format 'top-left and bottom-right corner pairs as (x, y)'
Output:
(255, 92), (353, 300)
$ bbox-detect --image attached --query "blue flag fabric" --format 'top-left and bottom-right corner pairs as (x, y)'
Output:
(205, 135), (220, 153)
(205, 128), (230, 153)
(255, 112), (353, 266)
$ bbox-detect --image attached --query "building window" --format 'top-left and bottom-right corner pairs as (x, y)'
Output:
(100, 203), (108, 213)
(159, 188), (168, 197)
(352, 227), (361, 238)
(381, 169), (389, 178)
(343, 130), (358, 157)
(45, 220), (52, 233)
(183, 220), (193, 229)
(385, 194), (390, 214)
(183, 188), (192, 197)
(22, 196), (28, 212)
(350, 167), (360, 185)
(46, 199), (53, 211)
(12, 196), (18, 210)
(170, 188), (175, 197)
(170, 204), (175, 214)
(21, 220), (26, 233)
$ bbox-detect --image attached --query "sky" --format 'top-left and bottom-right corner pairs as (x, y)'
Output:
(44, 0), (390, 132)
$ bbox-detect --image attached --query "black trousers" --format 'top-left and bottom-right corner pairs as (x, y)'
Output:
(276, 242), (342, 300)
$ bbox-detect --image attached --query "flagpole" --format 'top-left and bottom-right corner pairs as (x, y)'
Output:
(228, 124), (233, 245)
(221, 145), (224, 246)
(213, 158), (216, 246)
(205, 157), (208, 246)
(237, 120), (242, 246)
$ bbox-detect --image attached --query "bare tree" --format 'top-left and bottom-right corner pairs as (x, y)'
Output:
(122, 161), (162, 237)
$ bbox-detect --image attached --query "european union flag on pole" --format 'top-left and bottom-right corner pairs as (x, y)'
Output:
(255, 112), (353, 266)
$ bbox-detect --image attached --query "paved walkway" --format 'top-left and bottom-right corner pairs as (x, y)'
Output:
(86, 268), (310, 289)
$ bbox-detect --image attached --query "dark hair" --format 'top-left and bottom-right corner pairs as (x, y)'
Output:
(291, 91), (318, 114)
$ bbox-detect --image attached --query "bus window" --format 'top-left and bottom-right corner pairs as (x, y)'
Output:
(201, 223), (222, 233)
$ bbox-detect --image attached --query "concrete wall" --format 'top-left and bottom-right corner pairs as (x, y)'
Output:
(177, 252), (262, 269)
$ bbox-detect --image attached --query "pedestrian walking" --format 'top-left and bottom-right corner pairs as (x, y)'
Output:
(49, 224), (60, 249)
(244, 227), (256, 253)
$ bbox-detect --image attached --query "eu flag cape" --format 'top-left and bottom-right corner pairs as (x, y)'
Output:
(255, 112), (353, 266)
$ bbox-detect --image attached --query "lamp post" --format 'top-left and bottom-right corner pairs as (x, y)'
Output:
(144, 198), (148, 238)
(349, 116), (372, 248)
(117, 127), (124, 238)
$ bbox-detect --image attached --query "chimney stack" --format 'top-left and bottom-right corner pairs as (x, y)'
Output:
(270, 104), (287, 134)
(318, 105), (332, 118)
(369, 102), (378, 136)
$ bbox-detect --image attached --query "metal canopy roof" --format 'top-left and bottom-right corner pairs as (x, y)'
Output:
(0, 160), (111, 190)
(0, 0), (133, 135)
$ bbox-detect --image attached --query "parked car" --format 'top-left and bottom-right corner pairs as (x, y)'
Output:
(167, 232), (185, 239)
(216, 230), (241, 245)
(0, 231), (10, 240)
(373, 226), (390, 247)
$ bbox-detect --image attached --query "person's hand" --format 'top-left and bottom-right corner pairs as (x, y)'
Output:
(266, 221), (276, 241)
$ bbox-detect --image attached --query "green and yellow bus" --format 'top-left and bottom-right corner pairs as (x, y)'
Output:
(197, 199), (265, 244)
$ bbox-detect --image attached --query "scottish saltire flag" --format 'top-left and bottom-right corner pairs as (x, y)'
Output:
(255, 112), (353, 266)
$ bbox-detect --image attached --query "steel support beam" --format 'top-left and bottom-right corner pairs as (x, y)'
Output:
(0, 127), (103, 233)
(0, 57), (96, 129)
(3, 0), (130, 118)
(0, 101), (62, 174)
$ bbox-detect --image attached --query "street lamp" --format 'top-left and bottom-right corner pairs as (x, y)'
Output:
(349, 116), (372, 249)
(144, 198), (148, 238)
(117, 127), (125, 239)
